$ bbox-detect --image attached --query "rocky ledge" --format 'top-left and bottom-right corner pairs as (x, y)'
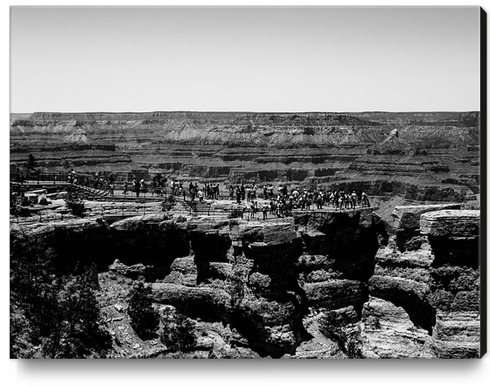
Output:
(391, 203), (462, 252)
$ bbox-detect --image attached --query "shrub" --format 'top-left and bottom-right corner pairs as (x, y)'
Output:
(10, 301), (36, 358)
(10, 252), (111, 358)
(346, 332), (364, 359)
(65, 187), (86, 216)
(127, 280), (159, 340)
(159, 308), (196, 352)
(10, 203), (31, 217)
(41, 266), (111, 358)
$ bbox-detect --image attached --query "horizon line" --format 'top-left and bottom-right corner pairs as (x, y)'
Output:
(11, 109), (480, 115)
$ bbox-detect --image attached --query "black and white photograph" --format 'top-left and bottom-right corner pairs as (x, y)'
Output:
(8, 5), (485, 364)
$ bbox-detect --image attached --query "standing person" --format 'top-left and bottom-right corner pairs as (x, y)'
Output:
(262, 203), (269, 220)
(361, 191), (370, 207)
(215, 183), (220, 199)
(228, 185), (234, 200)
(351, 191), (357, 209)
(123, 181), (128, 195)
(140, 178), (145, 194)
(270, 199), (277, 216)
(250, 200), (256, 219)
(236, 186), (241, 204)
(316, 194), (323, 210)
(134, 179), (141, 198)
(241, 184), (246, 202)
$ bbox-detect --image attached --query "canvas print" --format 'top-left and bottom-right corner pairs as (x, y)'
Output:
(9, 6), (484, 359)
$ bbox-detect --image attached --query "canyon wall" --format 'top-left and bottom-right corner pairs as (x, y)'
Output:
(10, 205), (481, 358)
(10, 111), (480, 200)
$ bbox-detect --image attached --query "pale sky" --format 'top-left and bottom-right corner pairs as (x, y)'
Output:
(10, 6), (481, 113)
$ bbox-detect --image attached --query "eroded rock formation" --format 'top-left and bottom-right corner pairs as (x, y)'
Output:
(10, 205), (481, 358)
(365, 207), (481, 358)
(392, 203), (462, 251)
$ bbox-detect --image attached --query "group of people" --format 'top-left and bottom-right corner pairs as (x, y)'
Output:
(88, 174), (167, 198)
(67, 169), (79, 185)
(93, 175), (115, 195)
(65, 169), (117, 195)
(126, 178), (148, 198)
(63, 170), (371, 214)
(186, 182), (221, 202)
(229, 184), (370, 209)
(228, 184), (258, 203)
(228, 184), (370, 220)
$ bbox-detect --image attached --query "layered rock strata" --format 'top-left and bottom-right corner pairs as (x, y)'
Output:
(10, 111), (480, 201)
(392, 203), (462, 252)
(366, 208), (481, 358)
(10, 208), (382, 357)
(10, 206), (481, 358)
(420, 210), (481, 358)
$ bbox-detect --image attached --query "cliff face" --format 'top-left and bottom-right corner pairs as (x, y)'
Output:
(10, 206), (481, 358)
(366, 207), (481, 358)
(10, 111), (480, 201)
(10, 208), (381, 357)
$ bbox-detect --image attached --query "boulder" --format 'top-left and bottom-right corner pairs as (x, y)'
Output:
(162, 256), (198, 286)
(420, 210), (480, 268)
(392, 204), (462, 252)
(392, 204), (462, 230)
(420, 209), (479, 238)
